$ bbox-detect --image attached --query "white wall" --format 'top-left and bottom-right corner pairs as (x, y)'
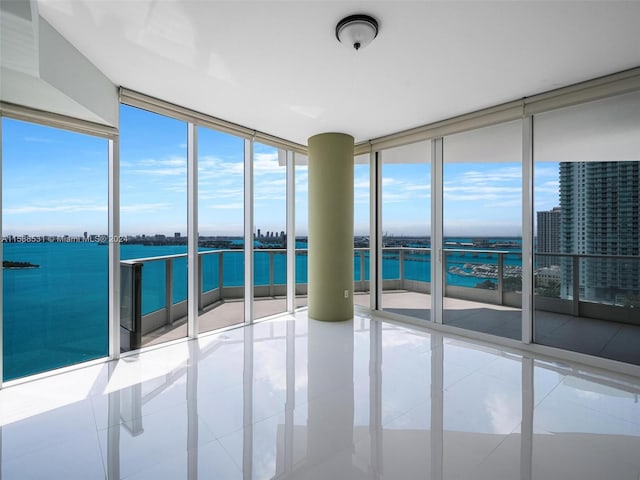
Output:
(1, 0), (118, 127)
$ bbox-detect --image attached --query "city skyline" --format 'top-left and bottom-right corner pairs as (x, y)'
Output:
(2, 230), (531, 242)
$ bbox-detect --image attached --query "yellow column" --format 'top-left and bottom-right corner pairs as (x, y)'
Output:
(307, 133), (354, 321)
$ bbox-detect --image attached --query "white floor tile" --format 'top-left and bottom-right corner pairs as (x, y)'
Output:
(1, 310), (639, 480)
(1, 398), (99, 462)
(2, 434), (106, 480)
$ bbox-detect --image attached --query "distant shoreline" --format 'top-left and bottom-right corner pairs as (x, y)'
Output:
(3, 260), (39, 269)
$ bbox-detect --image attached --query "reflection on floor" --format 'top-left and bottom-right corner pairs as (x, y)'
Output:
(1, 311), (638, 479)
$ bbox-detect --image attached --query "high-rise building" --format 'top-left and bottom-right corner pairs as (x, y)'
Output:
(559, 161), (640, 302)
(536, 207), (561, 268)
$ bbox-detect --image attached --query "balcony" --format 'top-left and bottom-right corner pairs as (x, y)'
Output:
(119, 248), (640, 365)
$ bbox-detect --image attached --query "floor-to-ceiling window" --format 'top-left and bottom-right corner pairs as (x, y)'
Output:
(4, 75), (640, 385)
(295, 155), (309, 308)
(533, 91), (640, 365)
(353, 155), (371, 308)
(380, 141), (432, 320)
(2, 118), (108, 381)
(442, 121), (522, 339)
(119, 105), (189, 350)
(197, 126), (245, 333)
(253, 143), (287, 319)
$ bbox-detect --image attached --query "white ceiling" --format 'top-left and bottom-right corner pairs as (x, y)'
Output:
(36, 0), (640, 146)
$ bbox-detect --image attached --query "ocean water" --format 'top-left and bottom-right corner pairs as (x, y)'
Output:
(3, 242), (109, 380)
(2, 241), (522, 380)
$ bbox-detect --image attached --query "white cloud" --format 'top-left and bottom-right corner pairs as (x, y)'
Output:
(254, 151), (278, 162)
(123, 155), (188, 177)
(534, 180), (559, 194)
(382, 177), (398, 186)
(455, 166), (521, 185)
(442, 165), (555, 226)
(199, 155), (244, 178)
(23, 136), (61, 144)
(3, 203), (107, 214)
(445, 184), (520, 194)
(254, 152), (285, 176)
(354, 190), (370, 200)
(296, 171), (308, 180)
(445, 194), (496, 201)
(121, 203), (172, 213)
(253, 175), (288, 202)
(199, 188), (243, 201)
(256, 192), (284, 203)
(406, 184), (430, 191)
(132, 168), (186, 176)
(165, 185), (187, 193)
(258, 178), (286, 187)
(137, 157), (186, 167)
(381, 174), (433, 203)
(384, 191), (429, 203)
(207, 202), (243, 209)
(534, 165), (559, 178)
(478, 198), (522, 209)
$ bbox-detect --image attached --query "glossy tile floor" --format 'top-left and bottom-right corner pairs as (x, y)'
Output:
(1, 311), (639, 479)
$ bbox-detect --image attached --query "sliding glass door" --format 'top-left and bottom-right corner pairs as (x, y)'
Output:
(441, 120), (522, 339)
(533, 91), (640, 365)
(120, 105), (188, 350)
(353, 155), (371, 309)
(197, 127), (245, 333)
(253, 143), (288, 319)
(380, 141), (432, 321)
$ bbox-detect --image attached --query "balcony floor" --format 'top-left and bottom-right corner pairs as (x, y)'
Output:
(1, 310), (638, 479)
(381, 290), (640, 365)
(144, 291), (639, 365)
(142, 297), (289, 347)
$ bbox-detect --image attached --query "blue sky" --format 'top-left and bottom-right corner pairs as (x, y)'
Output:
(2, 118), (108, 236)
(2, 108), (560, 237)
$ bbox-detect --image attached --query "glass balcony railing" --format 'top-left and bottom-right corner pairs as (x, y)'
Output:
(534, 252), (640, 317)
(119, 248), (639, 355)
(443, 248), (521, 307)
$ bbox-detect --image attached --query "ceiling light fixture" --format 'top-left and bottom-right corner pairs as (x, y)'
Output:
(335, 14), (379, 51)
